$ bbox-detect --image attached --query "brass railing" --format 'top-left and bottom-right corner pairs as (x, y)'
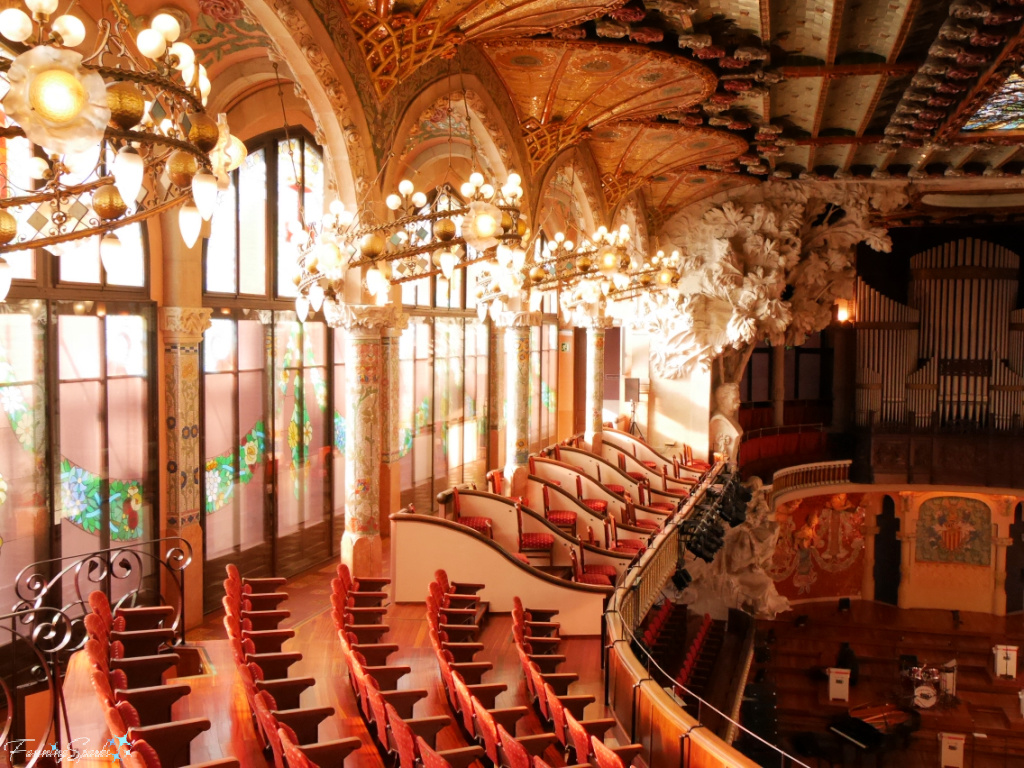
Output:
(605, 461), (811, 768)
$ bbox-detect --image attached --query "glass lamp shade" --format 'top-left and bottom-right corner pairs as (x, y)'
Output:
(113, 146), (144, 207)
(169, 42), (195, 73)
(308, 283), (325, 312)
(438, 250), (458, 280)
(25, 0), (59, 14)
(151, 13), (181, 42)
(52, 15), (86, 47)
(191, 172), (217, 220)
(0, 9), (33, 43)
(178, 203), (201, 248)
(100, 233), (125, 275)
(136, 28), (167, 59)
(0, 259), (11, 302)
(29, 68), (86, 125)
(295, 296), (310, 322)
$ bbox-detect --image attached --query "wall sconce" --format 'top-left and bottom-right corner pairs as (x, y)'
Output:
(836, 298), (851, 324)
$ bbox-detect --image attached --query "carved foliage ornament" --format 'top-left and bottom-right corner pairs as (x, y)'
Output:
(649, 183), (892, 380)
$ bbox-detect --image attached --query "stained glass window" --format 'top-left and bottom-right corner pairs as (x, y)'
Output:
(963, 71), (1024, 131)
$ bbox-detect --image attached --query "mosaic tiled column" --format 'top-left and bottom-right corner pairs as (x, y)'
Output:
(498, 311), (541, 495)
(159, 306), (211, 629)
(335, 304), (403, 577)
(583, 318), (613, 447)
(378, 316), (408, 537)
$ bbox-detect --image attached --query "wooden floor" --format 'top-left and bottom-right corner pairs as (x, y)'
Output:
(63, 556), (608, 767)
(756, 601), (1024, 768)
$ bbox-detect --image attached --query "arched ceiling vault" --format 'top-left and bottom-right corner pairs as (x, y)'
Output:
(114, 0), (1024, 229)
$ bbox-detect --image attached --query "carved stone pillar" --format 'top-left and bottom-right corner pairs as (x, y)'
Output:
(583, 318), (613, 447)
(333, 304), (404, 577)
(379, 317), (408, 537)
(896, 492), (915, 608)
(159, 307), (212, 629)
(994, 536), (1013, 616)
(497, 311), (542, 496)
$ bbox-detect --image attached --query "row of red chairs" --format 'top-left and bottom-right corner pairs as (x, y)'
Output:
(225, 564), (362, 767)
(84, 591), (233, 768)
(640, 601), (675, 648)
(336, 567), (482, 768)
(430, 572), (570, 768)
(512, 596), (644, 768)
(674, 614), (714, 694)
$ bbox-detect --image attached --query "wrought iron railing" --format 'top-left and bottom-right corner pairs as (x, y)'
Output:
(1, 607), (75, 767)
(12, 537), (193, 650)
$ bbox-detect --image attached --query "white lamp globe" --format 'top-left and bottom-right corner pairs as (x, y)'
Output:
(411, 191), (427, 208)
(469, 172), (484, 187)
(507, 172), (521, 187)
(0, 9), (33, 43)
(113, 146), (144, 206)
(25, 0), (59, 15)
(151, 13), (181, 42)
(27, 156), (50, 180)
(191, 172), (218, 221)
(136, 28), (167, 59)
(178, 203), (201, 248)
(168, 42), (195, 73)
(52, 15), (85, 47)
(99, 233), (123, 275)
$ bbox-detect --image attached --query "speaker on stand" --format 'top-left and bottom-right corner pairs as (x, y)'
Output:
(625, 377), (643, 438)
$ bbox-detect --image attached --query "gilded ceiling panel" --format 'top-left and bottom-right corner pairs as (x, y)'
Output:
(643, 172), (756, 220)
(588, 122), (747, 204)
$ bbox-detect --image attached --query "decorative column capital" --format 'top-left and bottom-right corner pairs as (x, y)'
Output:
(495, 310), (543, 328)
(996, 536), (1015, 548)
(333, 303), (406, 334)
(896, 531), (916, 542)
(159, 307), (212, 344)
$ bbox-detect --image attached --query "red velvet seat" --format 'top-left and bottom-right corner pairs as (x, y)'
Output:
(604, 483), (625, 495)
(641, 460), (657, 470)
(569, 550), (612, 586)
(542, 486), (577, 536)
(452, 487), (493, 537)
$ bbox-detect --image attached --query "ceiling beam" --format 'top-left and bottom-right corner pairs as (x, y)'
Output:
(778, 62), (920, 78)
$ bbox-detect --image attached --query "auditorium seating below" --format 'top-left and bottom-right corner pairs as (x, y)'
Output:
(61, 556), (616, 768)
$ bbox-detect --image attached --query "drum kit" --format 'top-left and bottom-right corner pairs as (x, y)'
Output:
(902, 664), (956, 709)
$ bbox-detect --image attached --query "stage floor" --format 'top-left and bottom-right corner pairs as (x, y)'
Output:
(756, 601), (1024, 767)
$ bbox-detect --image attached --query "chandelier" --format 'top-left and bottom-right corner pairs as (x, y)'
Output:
(294, 170), (527, 322)
(474, 222), (661, 324)
(0, 2), (246, 285)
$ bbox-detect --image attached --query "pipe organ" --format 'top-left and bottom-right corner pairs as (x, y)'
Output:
(854, 238), (1024, 429)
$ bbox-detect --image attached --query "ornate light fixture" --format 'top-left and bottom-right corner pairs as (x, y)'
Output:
(0, 3), (246, 278)
(294, 171), (527, 322)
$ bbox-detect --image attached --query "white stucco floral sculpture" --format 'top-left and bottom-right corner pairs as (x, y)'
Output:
(648, 182), (892, 436)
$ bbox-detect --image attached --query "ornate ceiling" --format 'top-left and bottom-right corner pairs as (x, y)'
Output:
(116, 0), (1024, 225)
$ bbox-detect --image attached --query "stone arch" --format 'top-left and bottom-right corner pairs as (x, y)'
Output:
(611, 193), (653, 259)
(386, 73), (527, 204)
(533, 147), (607, 244)
(240, 0), (377, 207)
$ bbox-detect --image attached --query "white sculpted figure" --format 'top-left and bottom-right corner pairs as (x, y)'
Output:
(708, 382), (742, 458)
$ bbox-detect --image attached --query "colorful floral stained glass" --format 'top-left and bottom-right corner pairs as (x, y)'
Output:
(205, 421), (267, 514)
(541, 381), (556, 413)
(60, 458), (145, 540)
(963, 72), (1024, 131)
